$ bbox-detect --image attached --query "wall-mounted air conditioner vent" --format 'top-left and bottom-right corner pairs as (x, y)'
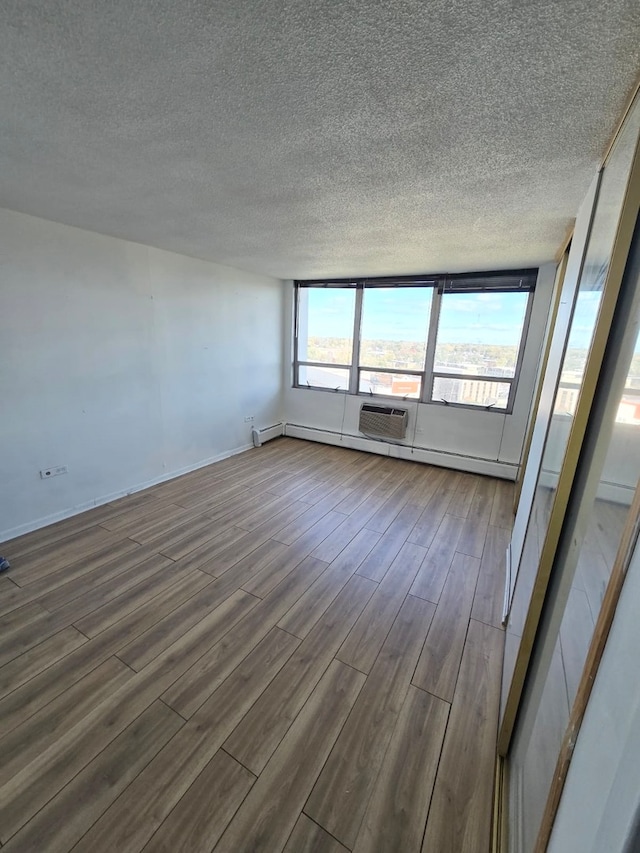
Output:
(358, 404), (408, 440)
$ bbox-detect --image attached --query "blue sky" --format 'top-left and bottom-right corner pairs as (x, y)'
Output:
(435, 292), (528, 347)
(567, 291), (602, 351)
(361, 288), (431, 346)
(305, 287), (530, 346)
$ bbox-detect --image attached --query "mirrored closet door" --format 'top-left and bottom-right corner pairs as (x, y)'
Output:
(500, 92), (640, 751)
(500, 89), (640, 853)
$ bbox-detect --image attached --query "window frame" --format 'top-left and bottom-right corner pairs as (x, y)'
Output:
(426, 282), (535, 412)
(293, 270), (536, 413)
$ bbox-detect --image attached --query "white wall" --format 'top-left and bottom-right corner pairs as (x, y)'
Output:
(0, 209), (284, 539)
(547, 534), (640, 853)
(283, 263), (556, 478)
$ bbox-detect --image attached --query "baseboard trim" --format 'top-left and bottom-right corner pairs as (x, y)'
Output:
(595, 480), (636, 505)
(284, 423), (517, 480)
(2, 426), (524, 543)
(539, 470), (635, 505)
(0, 443), (254, 543)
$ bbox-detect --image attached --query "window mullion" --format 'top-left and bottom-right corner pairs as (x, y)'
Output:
(293, 284), (300, 388)
(422, 283), (442, 403)
(349, 284), (364, 394)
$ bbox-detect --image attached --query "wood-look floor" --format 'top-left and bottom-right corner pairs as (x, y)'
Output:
(0, 438), (511, 853)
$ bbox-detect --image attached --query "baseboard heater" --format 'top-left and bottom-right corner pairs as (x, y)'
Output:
(358, 404), (408, 440)
(284, 423), (517, 479)
(251, 422), (284, 447)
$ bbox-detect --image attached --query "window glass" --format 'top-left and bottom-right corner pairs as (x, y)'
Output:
(298, 364), (350, 391)
(359, 370), (421, 398)
(297, 287), (355, 365)
(434, 291), (529, 378)
(360, 287), (431, 370)
(431, 376), (510, 409)
(553, 289), (602, 417)
(551, 284), (640, 423)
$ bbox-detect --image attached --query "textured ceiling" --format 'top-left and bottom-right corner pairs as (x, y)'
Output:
(0, 1), (639, 280)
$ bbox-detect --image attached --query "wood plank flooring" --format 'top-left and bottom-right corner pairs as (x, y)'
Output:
(0, 438), (512, 852)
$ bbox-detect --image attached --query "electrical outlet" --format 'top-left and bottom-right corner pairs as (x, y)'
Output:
(40, 465), (68, 479)
(244, 416), (255, 423)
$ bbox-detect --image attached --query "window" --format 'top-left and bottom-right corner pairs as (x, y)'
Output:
(294, 270), (535, 412)
(432, 287), (531, 411)
(358, 286), (432, 399)
(295, 286), (356, 391)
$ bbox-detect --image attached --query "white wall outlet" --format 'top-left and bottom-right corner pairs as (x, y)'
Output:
(40, 465), (68, 479)
(244, 416), (255, 423)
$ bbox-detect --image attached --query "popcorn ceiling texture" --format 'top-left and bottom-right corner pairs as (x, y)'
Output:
(0, 0), (638, 279)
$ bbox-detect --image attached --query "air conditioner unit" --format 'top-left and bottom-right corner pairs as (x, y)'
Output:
(358, 404), (408, 440)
